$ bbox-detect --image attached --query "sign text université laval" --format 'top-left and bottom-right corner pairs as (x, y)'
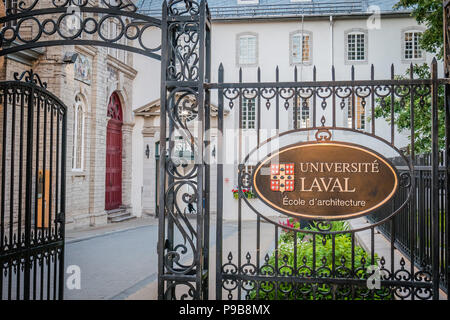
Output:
(253, 140), (399, 220)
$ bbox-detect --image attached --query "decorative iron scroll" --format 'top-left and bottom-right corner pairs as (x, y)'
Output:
(13, 69), (47, 88)
(0, 0), (162, 60)
(158, 0), (211, 300)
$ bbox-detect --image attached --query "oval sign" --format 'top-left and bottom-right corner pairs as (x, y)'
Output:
(252, 142), (399, 220)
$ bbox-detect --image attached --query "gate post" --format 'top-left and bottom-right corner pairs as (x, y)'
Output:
(431, 58), (441, 299)
(158, 0), (211, 300)
(444, 0), (450, 299)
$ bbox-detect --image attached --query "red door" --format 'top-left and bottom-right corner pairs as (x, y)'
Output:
(105, 93), (123, 211)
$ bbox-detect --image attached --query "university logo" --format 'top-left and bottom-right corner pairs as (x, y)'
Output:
(270, 163), (295, 192)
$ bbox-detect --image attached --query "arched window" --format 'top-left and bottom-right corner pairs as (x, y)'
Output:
(107, 92), (123, 122)
(72, 94), (85, 171)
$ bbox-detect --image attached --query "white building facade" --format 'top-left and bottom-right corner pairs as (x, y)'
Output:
(130, 0), (443, 221)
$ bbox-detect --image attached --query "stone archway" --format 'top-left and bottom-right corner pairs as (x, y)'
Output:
(105, 92), (123, 211)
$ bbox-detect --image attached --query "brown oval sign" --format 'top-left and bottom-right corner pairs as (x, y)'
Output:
(252, 142), (398, 220)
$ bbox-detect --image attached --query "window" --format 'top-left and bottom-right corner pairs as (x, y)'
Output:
(347, 32), (366, 61)
(237, 33), (257, 66)
(291, 31), (312, 65)
(107, 18), (128, 64)
(404, 31), (423, 60)
(5, 0), (18, 26)
(241, 97), (256, 129)
(72, 95), (85, 171)
(347, 97), (365, 130)
(293, 98), (310, 129)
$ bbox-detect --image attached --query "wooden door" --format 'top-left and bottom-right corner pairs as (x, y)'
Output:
(105, 93), (123, 211)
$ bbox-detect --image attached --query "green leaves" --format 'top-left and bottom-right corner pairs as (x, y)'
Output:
(373, 63), (445, 154)
(248, 224), (384, 300)
(394, 0), (444, 59)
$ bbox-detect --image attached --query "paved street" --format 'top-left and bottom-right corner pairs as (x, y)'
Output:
(63, 217), (240, 300)
(64, 223), (159, 300)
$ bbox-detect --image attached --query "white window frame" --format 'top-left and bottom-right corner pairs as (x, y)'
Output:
(346, 97), (366, 130)
(290, 30), (313, 66)
(107, 18), (128, 64)
(241, 97), (256, 129)
(293, 97), (311, 129)
(344, 29), (368, 65)
(236, 32), (258, 67)
(402, 28), (425, 62)
(72, 94), (85, 171)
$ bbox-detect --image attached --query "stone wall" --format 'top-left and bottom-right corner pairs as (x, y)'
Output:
(0, 0), (138, 230)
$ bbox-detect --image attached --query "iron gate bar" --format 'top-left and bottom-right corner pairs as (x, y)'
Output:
(431, 59), (440, 298)
(444, 0), (450, 301)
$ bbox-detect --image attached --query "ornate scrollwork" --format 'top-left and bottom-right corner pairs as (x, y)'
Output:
(164, 282), (197, 300)
(168, 0), (200, 17)
(240, 252), (257, 276)
(399, 171), (412, 188)
(315, 127), (332, 143)
(13, 69), (47, 88)
(0, 0), (161, 59)
(168, 22), (200, 81)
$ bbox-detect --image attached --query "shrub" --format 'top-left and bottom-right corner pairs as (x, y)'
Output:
(248, 225), (389, 300)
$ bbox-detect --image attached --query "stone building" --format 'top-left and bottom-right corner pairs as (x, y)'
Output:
(1, 0), (138, 230)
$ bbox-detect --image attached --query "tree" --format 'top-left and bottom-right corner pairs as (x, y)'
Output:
(394, 0), (444, 59)
(373, 63), (445, 154)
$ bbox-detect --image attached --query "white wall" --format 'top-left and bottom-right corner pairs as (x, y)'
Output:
(132, 15), (444, 220)
(131, 116), (144, 217)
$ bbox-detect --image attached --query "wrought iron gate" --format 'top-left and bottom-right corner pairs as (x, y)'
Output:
(153, 0), (450, 301)
(157, 0), (211, 300)
(0, 0), (448, 301)
(0, 0), (164, 300)
(212, 60), (448, 300)
(0, 70), (67, 300)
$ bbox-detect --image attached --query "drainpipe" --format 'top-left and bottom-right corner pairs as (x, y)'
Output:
(330, 15), (334, 69)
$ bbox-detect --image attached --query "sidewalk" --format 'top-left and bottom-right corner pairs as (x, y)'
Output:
(125, 219), (275, 300)
(65, 215), (158, 244)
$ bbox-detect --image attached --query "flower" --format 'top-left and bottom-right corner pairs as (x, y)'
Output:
(279, 218), (296, 231)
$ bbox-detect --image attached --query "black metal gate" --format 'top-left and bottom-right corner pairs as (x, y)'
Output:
(211, 60), (448, 300)
(157, 0), (449, 300)
(157, 0), (211, 300)
(0, 0), (449, 301)
(0, 70), (67, 300)
(0, 0), (164, 300)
